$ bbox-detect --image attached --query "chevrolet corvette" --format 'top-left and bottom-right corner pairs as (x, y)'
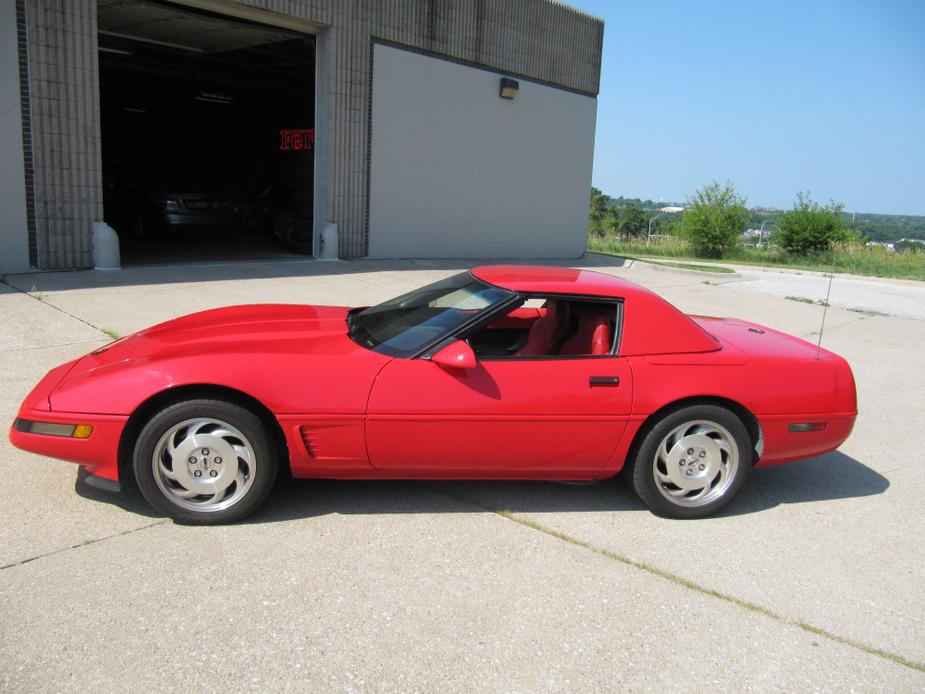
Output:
(10, 266), (857, 523)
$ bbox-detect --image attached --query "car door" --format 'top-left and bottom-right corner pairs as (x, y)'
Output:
(365, 355), (633, 475)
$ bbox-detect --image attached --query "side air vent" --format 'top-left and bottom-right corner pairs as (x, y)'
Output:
(299, 426), (318, 459)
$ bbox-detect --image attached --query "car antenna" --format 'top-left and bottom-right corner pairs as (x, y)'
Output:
(815, 247), (838, 360)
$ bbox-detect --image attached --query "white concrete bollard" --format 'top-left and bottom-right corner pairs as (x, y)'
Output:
(92, 221), (121, 270)
(319, 222), (339, 260)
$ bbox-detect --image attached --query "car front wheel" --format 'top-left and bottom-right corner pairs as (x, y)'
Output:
(133, 399), (277, 524)
(627, 404), (752, 518)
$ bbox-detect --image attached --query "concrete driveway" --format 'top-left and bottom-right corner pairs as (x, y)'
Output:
(634, 257), (925, 320)
(1, 255), (923, 691)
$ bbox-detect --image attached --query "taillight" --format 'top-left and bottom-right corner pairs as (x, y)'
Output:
(787, 422), (827, 433)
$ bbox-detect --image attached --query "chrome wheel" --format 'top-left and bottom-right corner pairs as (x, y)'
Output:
(152, 417), (256, 513)
(652, 419), (739, 508)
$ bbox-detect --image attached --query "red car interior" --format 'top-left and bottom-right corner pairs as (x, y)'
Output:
(560, 309), (612, 356)
(516, 300), (570, 356)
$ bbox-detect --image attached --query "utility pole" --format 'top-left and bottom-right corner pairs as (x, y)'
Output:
(768, 224), (781, 250)
(647, 214), (663, 244)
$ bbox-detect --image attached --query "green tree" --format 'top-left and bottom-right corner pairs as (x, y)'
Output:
(777, 192), (853, 255)
(611, 202), (648, 239)
(589, 187), (612, 237)
(895, 239), (925, 253)
(680, 181), (748, 257)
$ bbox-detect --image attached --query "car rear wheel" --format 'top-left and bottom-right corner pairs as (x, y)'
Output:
(133, 399), (277, 524)
(626, 404), (751, 519)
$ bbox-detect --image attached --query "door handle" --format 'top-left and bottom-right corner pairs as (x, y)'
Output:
(589, 376), (620, 387)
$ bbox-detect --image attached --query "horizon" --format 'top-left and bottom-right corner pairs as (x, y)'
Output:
(570, 0), (925, 217)
(591, 190), (925, 219)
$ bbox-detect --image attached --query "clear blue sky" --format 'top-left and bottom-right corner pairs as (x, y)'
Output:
(569, 0), (925, 215)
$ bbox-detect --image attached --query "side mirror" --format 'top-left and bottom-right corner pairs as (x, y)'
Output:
(431, 340), (477, 370)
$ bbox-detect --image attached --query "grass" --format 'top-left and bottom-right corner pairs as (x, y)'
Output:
(785, 296), (830, 307)
(100, 327), (121, 340)
(589, 236), (925, 281)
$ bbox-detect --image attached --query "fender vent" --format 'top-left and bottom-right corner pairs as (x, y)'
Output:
(299, 426), (318, 459)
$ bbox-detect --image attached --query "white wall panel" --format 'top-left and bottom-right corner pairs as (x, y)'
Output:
(368, 44), (596, 259)
(0, 0), (29, 273)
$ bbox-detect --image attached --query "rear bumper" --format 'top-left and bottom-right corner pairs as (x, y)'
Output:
(756, 412), (857, 467)
(9, 408), (128, 481)
(164, 212), (235, 227)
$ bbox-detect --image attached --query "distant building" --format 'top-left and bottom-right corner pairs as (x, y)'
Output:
(658, 206), (685, 213)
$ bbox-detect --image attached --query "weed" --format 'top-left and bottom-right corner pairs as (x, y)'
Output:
(785, 296), (829, 307)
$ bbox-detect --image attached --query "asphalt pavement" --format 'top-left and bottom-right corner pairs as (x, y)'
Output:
(1, 255), (923, 691)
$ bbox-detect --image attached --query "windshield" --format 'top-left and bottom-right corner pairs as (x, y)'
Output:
(348, 272), (513, 357)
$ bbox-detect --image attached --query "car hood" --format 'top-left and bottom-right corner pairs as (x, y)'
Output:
(45, 304), (391, 415)
(85, 304), (354, 366)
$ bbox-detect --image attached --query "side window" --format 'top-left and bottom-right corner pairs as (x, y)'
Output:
(467, 297), (619, 359)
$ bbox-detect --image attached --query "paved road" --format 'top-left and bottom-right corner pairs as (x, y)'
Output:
(1, 257), (923, 691)
(725, 268), (925, 321)
(631, 256), (925, 320)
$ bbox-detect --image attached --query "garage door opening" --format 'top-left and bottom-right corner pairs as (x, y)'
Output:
(98, 0), (316, 265)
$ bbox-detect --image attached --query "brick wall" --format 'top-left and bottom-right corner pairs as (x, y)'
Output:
(22, 1), (103, 269)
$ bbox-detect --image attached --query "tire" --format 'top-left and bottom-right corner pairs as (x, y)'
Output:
(626, 404), (752, 519)
(133, 399), (278, 524)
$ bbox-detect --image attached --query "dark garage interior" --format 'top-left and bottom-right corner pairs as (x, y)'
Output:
(97, 0), (316, 265)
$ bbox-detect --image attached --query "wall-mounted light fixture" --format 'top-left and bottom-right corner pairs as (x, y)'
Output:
(499, 77), (519, 100)
(195, 92), (234, 105)
(98, 45), (134, 56)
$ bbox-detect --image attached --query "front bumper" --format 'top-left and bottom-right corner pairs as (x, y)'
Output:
(9, 408), (128, 482)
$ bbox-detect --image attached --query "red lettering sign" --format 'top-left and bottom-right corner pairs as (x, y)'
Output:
(280, 129), (315, 151)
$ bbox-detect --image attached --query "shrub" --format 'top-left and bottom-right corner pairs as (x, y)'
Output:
(777, 192), (853, 254)
(895, 239), (925, 253)
(680, 181), (748, 258)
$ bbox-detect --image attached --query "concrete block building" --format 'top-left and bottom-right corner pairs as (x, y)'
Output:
(0, 0), (603, 272)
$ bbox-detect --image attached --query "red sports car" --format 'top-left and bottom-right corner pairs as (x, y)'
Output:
(10, 266), (857, 524)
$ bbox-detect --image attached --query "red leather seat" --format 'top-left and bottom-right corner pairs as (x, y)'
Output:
(516, 301), (570, 356)
(559, 312), (611, 356)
